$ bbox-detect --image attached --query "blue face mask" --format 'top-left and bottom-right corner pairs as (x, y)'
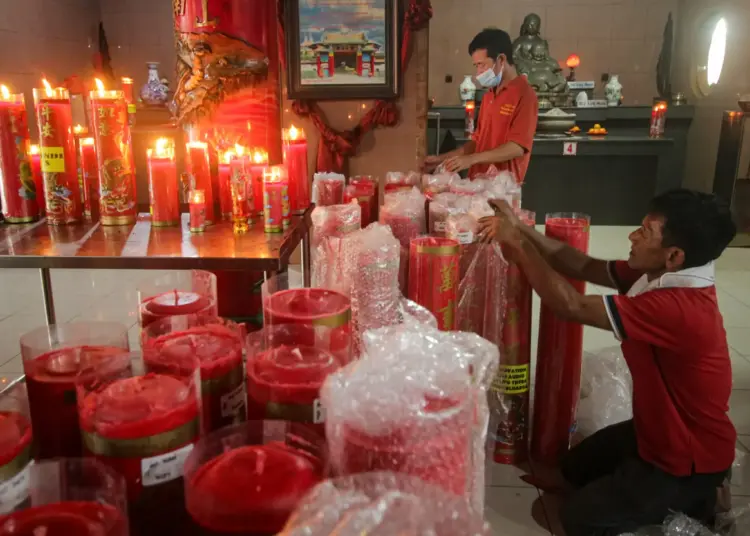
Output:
(476, 59), (503, 88)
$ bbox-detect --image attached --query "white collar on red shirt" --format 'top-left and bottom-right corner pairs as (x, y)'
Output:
(626, 261), (716, 298)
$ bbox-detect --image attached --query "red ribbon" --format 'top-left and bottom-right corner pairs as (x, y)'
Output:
(282, 0), (432, 174)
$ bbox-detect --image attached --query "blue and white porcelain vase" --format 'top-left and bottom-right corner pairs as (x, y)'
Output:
(139, 62), (169, 106)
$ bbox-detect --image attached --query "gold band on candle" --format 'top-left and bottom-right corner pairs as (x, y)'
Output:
(101, 215), (136, 226)
(414, 244), (461, 256)
(311, 308), (352, 328)
(81, 418), (199, 458)
(264, 402), (318, 422)
(151, 220), (180, 228)
(201, 365), (244, 396)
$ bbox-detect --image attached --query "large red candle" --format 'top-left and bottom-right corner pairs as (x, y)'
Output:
(184, 422), (325, 534)
(282, 126), (310, 214)
(408, 237), (460, 331)
(20, 322), (130, 460)
(249, 149), (268, 215)
(79, 137), (99, 220)
(263, 166), (290, 233)
(28, 145), (44, 217)
(146, 137), (180, 227)
(142, 316), (246, 433)
(138, 270), (218, 328)
(531, 213), (590, 464)
(187, 142), (215, 224)
(0, 87), (39, 223)
(89, 82), (137, 226)
(32, 83), (82, 224)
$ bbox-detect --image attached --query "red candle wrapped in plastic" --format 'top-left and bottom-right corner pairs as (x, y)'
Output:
(312, 173), (344, 206)
(28, 145), (44, 217)
(263, 274), (353, 364)
(422, 172), (456, 200)
(77, 356), (200, 535)
(20, 322), (130, 460)
(343, 182), (375, 228)
(263, 166), (290, 233)
(283, 126), (310, 214)
(0, 459), (128, 536)
(142, 316), (246, 433)
(428, 193), (458, 237)
(33, 81), (82, 224)
(310, 203), (361, 293)
(79, 138), (99, 221)
(187, 142), (215, 225)
(146, 137), (179, 227)
(184, 421), (326, 534)
(350, 174), (379, 222)
(491, 210), (535, 465)
(89, 80), (137, 226)
(380, 188), (427, 294)
(408, 237), (460, 331)
(138, 270), (218, 328)
(249, 149), (268, 215)
(531, 212), (590, 464)
(0, 383), (33, 514)
(0, 86), (39, 223)
(384, 171), (420, 194)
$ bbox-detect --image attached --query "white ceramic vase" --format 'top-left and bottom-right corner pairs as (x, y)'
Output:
(459, 75), (477, 103)
(605, 74), (623, 107)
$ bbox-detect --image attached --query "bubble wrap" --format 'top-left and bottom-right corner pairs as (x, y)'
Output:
(312, 173), (346, 206)
(422, 172), (458, 199)
(484, 171), (522, 210)
(380, 188), (427, 294)
(576, 346), (633, 439)
(279, 472), (491, 535)
(428, 192), (459, 237)
(384, 171), (421, 194)
(451, 177), (488, 197)
(625, 505), (750, 536)
(322, 323), (499, 512)
(311, 202), (362, 293)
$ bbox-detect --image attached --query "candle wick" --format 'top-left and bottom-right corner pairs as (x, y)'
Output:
(173, 289), (179, 306)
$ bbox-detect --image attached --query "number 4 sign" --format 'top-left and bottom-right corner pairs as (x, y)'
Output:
(563, 141), (578, 156)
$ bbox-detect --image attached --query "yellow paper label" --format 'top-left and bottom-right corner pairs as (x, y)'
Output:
(491, 364), (530, 395)
(41, 147), (65, 173)
(127, 104), (137, 114)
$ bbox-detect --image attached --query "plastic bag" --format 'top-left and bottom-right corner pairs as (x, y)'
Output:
(380, 188), (427, 293)
(384, 171), (421, 194)
(279, 472), (491, 535)
(428, 192), (459, 237)
(323, 323), (499, 512)
(624, 504), (750, 535)
(311, 202), (361, 293)
(422, 172), (458, 199)
(312, 173), (346, 206)
(575, 346), (633, 439)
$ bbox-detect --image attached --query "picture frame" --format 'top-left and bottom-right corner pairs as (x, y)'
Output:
(285, 0), (400, 101)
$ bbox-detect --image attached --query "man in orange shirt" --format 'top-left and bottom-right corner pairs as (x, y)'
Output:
(423, 28), (539, 183)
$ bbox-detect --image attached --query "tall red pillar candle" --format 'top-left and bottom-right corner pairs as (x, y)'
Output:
(77, 356), (200, 536)
(187, 141), (215, 224)
(143, 316), (246, 434)
(531, 213), (590, 464)
(0, 382), (33, 514)
(0, 86), (39, 223)
(19, 321), (130, 460)
(282, 125), (310, 214)
(137, 270), (218, 328)
(32, 82), (82, 224)
(189, 189), (207, 233)
(79, 137), (99, 220)
(184, 422), (326, 534)
(146, 137), (180, 226)
(218, 149), (234, 220)
(263, 166), (289, 233)
(89, 81), (137, 225)
(121, 77), (135, 126)
(408, 237), (460, 331)
(0, 459), (128, 536)
(249, 149), (268, 215)
(28, 144), (44, 216)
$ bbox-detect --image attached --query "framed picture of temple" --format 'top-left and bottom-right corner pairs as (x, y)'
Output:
(284, 0), (400, 100)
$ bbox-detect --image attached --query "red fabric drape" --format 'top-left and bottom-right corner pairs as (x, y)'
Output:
(281, 0), (433, 173)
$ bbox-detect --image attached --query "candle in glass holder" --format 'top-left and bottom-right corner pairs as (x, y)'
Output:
(28, 144), (44, 216)
(186, 141), (215, 224)
(650, 101), (667, 138)
(218, 149), (235, 221)
(33, 80), (82, 224)
(282, 125), (310, 214)
(263, 166), (290, 233)
(190, 189), (207, 233)
(121, 77), (135, 126)
(0, 85), (39, 223)
(89, 79), (137, 226)
(249, 149), (268, 215)
(79, 137), (99, 220)
(230, 168), (251, 235)
(465, 100), (476, 137)
(147, 137), (179, 227)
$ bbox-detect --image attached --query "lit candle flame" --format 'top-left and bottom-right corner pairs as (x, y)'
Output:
(30, 144), (40, 155)
(95, 78), (105, 95)
(80, 137), (95, 147)
(234, 144), (245, 157)
(186, 141), (208, 150)
(0, 85), (9, 100)
(222, 150), (235, 164)
(252, 150), (267, 164)
(42, 79), (54, 98)
(288, 125), (299, 141)
(149, 137), (174, 159)
(73, 124), (85, 135)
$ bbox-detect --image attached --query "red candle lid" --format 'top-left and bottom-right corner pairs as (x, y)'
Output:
(145, 291), (211, 316)
(266, 289), (350, 323)
(252, 346), (339, 386)
(147, 325), (242, 378)
(33, 346), (128, 380)
(0, 501), (126, 536)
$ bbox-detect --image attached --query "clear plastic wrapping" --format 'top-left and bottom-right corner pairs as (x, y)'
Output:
(380, 188), (427, 293)
(384, 171), (421, 194)
(279, 472), (491, 535)
(422, 172), (458, 199)
(625, 505), (750, 535)
(322, 323), (499, 512)
(428, 192), (459, 237)
(312, 173), (346, 206)
(311, 202), (362, 293)
(450, 177), (488, 197)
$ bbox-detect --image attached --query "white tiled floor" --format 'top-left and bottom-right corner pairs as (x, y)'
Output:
(0, 227), (748, 534)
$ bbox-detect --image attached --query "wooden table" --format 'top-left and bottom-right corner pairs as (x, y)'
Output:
(0, 210), (313, 325)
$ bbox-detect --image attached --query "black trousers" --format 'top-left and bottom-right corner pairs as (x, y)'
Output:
(559, 420), (728, 536)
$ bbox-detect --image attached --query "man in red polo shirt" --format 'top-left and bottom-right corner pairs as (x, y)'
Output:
(477, 189), (737, 535)
(422, 28), (538, 183)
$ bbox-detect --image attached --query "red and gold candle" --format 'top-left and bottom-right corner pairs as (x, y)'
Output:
(408, 237), (460, 331)
(137, 270), (218, 328)
(79, 137), (99, 220)
(147, 137), (179, 227)
(218, 148), (235, 221)
(28, 144), (44, 216)
(282, 125), (310, 213)
(650, 100), (667, 138)
(263, 166), (289, 233)
(249, 148), (268, 215)
(0, 85), (39, 223)
(89, 79), (137, 225)
(190, 189), (207, 233)
(186, 141), (215, 224)
(121, 77), (135, 126)
(32, 80), (82, 225)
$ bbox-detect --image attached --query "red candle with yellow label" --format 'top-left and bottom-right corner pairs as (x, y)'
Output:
(79, 137), (99, 220)
(28, 144), (44, 216)
(89, 80), (137, 226)
(190, 189), (207, 233)
(408, 237), (460, 331)
(32, 81), (82, 225)
(263, 166), (289, 233)
(147, 137), (180, 227)
(0, 85), (39, 223)
(282, 126), (309, 214)
(249, 149), (268, 215)
(218, 148), (234, 221)
(187, 141), (215, 224)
